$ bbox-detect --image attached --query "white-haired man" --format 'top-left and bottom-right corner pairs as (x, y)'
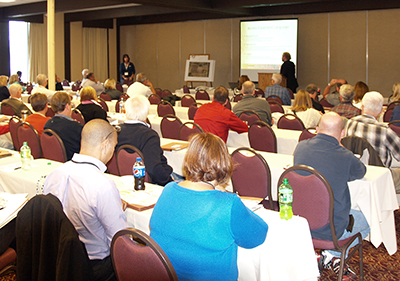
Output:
(345, 91), (400, 193)
(126, 73), (156, 98)
(31, 74), (56, 99)
(1, 83), (32, 118)
(264, 73), (291, 105)
(331, 84), (361, 119)
(116, 95), (173, 185)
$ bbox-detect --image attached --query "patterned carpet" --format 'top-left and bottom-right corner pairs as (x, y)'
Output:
(1, 211), (400, 281)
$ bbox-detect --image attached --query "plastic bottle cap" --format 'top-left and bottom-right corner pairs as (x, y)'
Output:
(283, 178), (289, 184)
(136, 157), (142, 161)
(23, 141), (27, 145)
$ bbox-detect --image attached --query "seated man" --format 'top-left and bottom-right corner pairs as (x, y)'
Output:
(116, 95), (173, 186)
(345, 91), (400, 193)
(322, 78), (347, 106)
(81, 72), (104, 95)
(264, 73), (291, 105)
(194, 86), (248, 142)
(44, 119), (127, 281)
(30, 74), (56, 99)
(305, 84), (324, 113)
(1, 83), (32, 118)
(127, 73), (156, 98)
(25, 93), (50, 137)
(233, 81), (273, 125)
(44, 92), (83, 161)
(331, 84), (361, 119)
(294, 112), (369, 279)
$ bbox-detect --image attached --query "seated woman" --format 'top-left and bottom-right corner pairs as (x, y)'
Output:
(352, 81), (369, 109)
(104, 79), (122, 100)
(150, 133), (268, 281)
(0, 75), (10, 102)
(288, 90), (322, 128)
(76, 86), (107, 123)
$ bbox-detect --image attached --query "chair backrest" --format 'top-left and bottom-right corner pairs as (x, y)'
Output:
(116, 144), (150, 182)
(233, 94), (243, 102)
(62, 79), (69, 86)
(389, 121), (400, 136)
(162, 89), (172, 98)
(71, 109), (85, 125)
(268, 100), (284, 113)
(0, 247), (16, 276)
(1, 103), (16, 116)
(298, 127), (317, 142)
(157, 101), (175, 117)
(239, 110), (261, 126)
(224, 101), (231, 110)
(106, 151), (119, 176)
(41, 129), (68, 163)
(248, 121), (277, 153)
(387, 101), (400, 110)
(120, 94), (130, 101)
(254, 88), (264, 98)
(188, 103), (201, 120)
(160, 115), (182, 140)
(26, 85), (33, 94)
(100, 92), (112, 101)
(195, 90), (210, 100)
(155, 88), (162, 98)
(72, 83), (81, 92)
(383, 108), (394, 122)
(179, 121), (204, 141)
(9, 116), (22, 150)
(266, 95), (283, 105)
(97, 98), (109, 112)
(116, 83), (124, 93)
(277, 113), (305, 131)
(319, 98), (334, 108)
(231, 147), (274, 209)
(340, 136), (384, 167)
(111, 228), (178, 281)
(149, 94), (161, 105)
(182, 85), (190, 94)
(16, 122), (42, 159)
(287, 88), (294, 99)
(45, 106), (55, 117)
(181, 95), (196, 107)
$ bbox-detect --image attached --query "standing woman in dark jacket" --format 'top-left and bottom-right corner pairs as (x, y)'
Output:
(280, 52), (298, 94)
(119, 54), (135, 85)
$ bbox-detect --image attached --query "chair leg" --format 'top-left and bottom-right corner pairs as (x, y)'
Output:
(336, 251), (347, 281)
(359, 239), (363, 281)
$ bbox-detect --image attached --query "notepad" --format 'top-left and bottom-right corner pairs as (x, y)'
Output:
(0, 192), (28, 229)
(161, 142), (188, 151)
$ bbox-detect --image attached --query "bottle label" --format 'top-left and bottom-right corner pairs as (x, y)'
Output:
(21, 150), (31, 159)
(279, 189), (293, 204)
(133, 166), (145, 178)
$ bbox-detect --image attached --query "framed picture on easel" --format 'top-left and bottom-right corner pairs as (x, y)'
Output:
(185, 54), (215, 86)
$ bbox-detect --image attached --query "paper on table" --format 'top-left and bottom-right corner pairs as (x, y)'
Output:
(0, 192), (28, 229)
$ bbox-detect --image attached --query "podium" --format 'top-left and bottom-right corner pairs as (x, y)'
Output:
(258, 73), (287, 92)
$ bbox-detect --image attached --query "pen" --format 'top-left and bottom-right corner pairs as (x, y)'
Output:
(14, 167), (21, 170)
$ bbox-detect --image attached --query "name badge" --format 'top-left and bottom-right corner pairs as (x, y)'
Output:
(124, 72), (129, 76)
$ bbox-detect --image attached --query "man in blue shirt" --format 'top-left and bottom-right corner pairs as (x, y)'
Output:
(264, 73), (291, 105)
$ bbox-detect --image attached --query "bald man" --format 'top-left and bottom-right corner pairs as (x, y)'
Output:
(293, 112), (369, 279)
(44, 119), (127, 281)
(1, 83), (32, 118)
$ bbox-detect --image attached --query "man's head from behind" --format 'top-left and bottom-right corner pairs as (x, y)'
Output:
(362, 91), (384, 118)
(30, 93), (48, 113)
(317, 112), (344, 141)
(213, 86), (229, 104)
(305, 84), (318, 99)
(339, 84), (355, 103)
(86, 73), (95, 81)
(125, 95), (149, 122)
(136, 73), (147, 83)
(242, 81), (255, 95)
(50, 91), (71, 115)
(36, 74), (48, 87)
(80, 119), (117, 164)
(272, 73), (282, 84)
(9, 83), (22, 98)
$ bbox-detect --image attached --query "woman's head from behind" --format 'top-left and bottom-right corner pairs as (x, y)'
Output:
(0, 76), (8, 87)
(80, 86), (97, 102)
(104, 79), (116, 90)
(353, 81), (369, 103)
(292, 90), (312, 112)
(392, 83), (400, 102)
(184, 133), (233, 186)
(9, 74), (19, 84)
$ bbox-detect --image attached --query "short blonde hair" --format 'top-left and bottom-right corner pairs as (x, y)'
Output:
(80, 86), (97, 102)
(9, 74), (19, 84)
(291, 90), (312, 112)
(0, 76), (8, 87)
(125, 95), (149, 121)
(104, 79), (116, 90)
(184, 133), (233, 185)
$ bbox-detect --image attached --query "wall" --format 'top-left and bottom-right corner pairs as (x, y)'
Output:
(119, 9), (400, 97)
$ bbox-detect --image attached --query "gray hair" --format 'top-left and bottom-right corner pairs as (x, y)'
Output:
(339, 84), (355, 102)
(82, 69), (90, 78)
(136, 73), (147, 83)
(305, 84), (318, 94)
(242, 81), (255, 95)
(9, 83), (22, 97)
(362, 91), (383, 116)
(36, 74), (48, 86)
(125, 95), (149, 121)
(272, 73), (282, 84)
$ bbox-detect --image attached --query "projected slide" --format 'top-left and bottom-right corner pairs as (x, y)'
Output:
(240, 19), (298, 81)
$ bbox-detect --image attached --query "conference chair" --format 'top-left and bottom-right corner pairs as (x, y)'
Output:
(387, 101), (400, 111)
(116, 144), (150, 182)
(254, 88), (264, 98)
(233, 94), (243, 102)
(155, 88), (162, 98)
(319, 98), (334, 108)
(340, 136), (384, 167)
(268, 100), (284, 113)
(0, 248), (16, 277)
(188, 103), (202, 120)
(225, 100), (232, 110)
(266, 95), (283, 105)
(248, 121), (277, 153)
(277, 114), (305, 131)
(100, 92), (112, 101)
(278, 165), (363, 281)
(298, 127), (317, 142)
(195, 90), (210, 100)
(26, 84), (33, 95)
(120, 94), (130, 101)
(178, 122), (204, 141)
(111, 228), (178, 281)
(287, 88), (294, 99)
(389, 120), (400, 136)
(41, 129), (68, 163)
(157, 101), (175, 117)
(16, 122), (42, 159)
(71, 82), (81, 92)
(71, 109), (85, 125)
(383, 108), (394, 122)
(239, 110), (261, 126)
(62, 79), (69, 86)
(181, 95), (196, 107)
(1, 103), (16, 116)
(183, 85), (190, 94)
(160, 115), (182, 140)
(149, 94), (161, 105)
(9, 116), (22, 150)
(97, 98), (109, 112)
(106, 152), (119, 176)
(231, 147), (277, 210)
(45, 106), (55, 117)
(162, 89), (172, 98)
(116, 83), (123, 93)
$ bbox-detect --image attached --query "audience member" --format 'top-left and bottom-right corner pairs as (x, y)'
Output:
(81, 69), (90, 84)
(30, 74), (56, 99)
(0, 115), (12, 149)
(104, 79), (122, 100)
(1, 84), (32, 118)
(390, 105), (400, 123)
(322, 78), (347, 106)
(25, 93), (50, 137)
(8, 74), (26, 91)
(264, 73), (291, 105)
(352, 81), (369, 109)
(81, 72), (104, 95)
(194, 86), (248, 142)
(150, 132), (268, 281)
(44, 91), (83, 161)
(388, 82), (400, 104)
(76, 86), (107, 123)
(345, 91), (400, 193)
(119, 54), (135, 85)
(331, 84), (361, 119)
(294, 112), (369, 279)
(288, 90), (322, 128)
(305, 84), (324, 113)
(44, 119), (127, 281)
(280, 52), (298, 93)
(238, 75), (250, 90)
(0, 75), (10, 102)
(116, 95), (173, 185)
(126, 73), (155, 98)
(233, 81), (272, 125)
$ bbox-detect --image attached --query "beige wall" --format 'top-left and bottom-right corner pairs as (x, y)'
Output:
(119, 8), (400, 97)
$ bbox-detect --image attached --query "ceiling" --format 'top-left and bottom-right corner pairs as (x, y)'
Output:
(2, 0), (400, 25)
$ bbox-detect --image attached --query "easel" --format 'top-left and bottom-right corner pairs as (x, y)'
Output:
(185, 54), (213, 88)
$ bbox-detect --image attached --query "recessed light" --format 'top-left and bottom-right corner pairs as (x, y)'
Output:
(0, 0), (16, 3)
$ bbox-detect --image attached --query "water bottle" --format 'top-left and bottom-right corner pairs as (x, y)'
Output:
(279, 178), (293, 220)
(133, 157), (146, 190)
(119, 98), (124, 113)
(20, 141), (32, 171)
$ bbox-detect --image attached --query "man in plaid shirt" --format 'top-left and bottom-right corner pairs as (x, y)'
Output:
(264, 73), (291, 105)
(345, 91), (400, 193)
(331, 84), (361, 119)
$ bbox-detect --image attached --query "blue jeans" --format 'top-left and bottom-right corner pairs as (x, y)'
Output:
(327, 209), (370, 258)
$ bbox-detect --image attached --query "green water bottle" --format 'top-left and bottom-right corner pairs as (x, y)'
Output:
(279, 178), (293, 220)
